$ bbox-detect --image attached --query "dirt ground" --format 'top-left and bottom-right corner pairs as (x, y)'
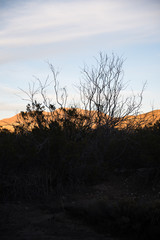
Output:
(0, 173), (158, 240)
(0, 201), (115, 240)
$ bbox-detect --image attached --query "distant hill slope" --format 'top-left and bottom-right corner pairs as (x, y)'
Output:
(0, 114), (20, 131)
(0, 109), (160, 132)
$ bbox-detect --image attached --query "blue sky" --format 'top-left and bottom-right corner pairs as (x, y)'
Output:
(0, 0), (160, 119)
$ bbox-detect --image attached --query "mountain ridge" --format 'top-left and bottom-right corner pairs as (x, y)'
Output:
(0, 108), (160, 131)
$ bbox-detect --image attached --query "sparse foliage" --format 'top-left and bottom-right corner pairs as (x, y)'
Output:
(79, 52), (146, 129)
(1, 52), (160, 204)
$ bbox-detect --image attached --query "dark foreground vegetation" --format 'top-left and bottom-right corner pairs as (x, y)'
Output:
(0, 53), (160, 239)
(0, 108), (160, 239)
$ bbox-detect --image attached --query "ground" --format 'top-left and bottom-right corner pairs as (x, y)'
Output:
(0, 172), (159, 240)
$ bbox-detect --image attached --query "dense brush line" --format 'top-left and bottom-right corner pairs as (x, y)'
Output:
(0, 107), (160, 201)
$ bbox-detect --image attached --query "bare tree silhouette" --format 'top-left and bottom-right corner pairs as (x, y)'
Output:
(78, 52), (146, 129)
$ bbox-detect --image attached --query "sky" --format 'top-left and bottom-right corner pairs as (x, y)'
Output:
(0, 0), (160, 119)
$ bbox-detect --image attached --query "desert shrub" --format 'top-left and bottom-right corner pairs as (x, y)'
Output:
(0, 108), (100, 200)
(1, 110), (160, 201)
(66, 199), (160, 239)
(104, 122), (160, 171)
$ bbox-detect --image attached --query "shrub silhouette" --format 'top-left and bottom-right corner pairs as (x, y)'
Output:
(1, 107), (160, 201)
(0, 52), (159, 201)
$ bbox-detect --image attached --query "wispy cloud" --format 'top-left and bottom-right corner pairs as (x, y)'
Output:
(0, 0), (159, 63)
(0, 84), (19, 94)
(0, 0), (159, 119)
(0, 102), (24, 112)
